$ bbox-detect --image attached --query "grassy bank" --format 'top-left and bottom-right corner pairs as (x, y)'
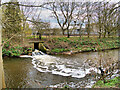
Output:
(3, 36), (119, 56)
(92, 76), (120, 88)
(42, 37), (120, 54)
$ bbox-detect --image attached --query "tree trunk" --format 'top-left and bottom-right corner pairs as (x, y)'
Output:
(22, 18), (25, 43)
(39, 33), (41, 40)
(103, 28), (107, 38)
(87, 27), (90, 38)
(67, 29), (70, 38)
(79, 24), (82, 38)
(87, 24), (90, 38)
(99, 33), (101, 38)
(88, 34), (89, 38)
(99, 28), (102, 38)
(0, 2), (6, 89)
(103, 31), (106, 38)
(62, 30), (65, 35)
(0, 19), (3, 89)
(108, 32), (110, 38)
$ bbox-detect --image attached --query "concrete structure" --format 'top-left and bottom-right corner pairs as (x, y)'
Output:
(29, 41), (47, 53)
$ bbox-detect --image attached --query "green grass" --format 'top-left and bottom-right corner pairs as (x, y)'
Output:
(51, 48), (70, 53)
(93, 77), (120, 88)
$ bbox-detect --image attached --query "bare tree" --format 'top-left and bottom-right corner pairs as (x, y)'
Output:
(94, 1), (119, 38)
(106, 2), (119, 37)
(75, 2), (86, 38)
(32, 18), (50, 40)
(84, 2), (94, 38)
(20, 1), (36, 42)
(102, 2), (110, 38)
(95, 2), (103, 38)
(50, 1), (77, 38)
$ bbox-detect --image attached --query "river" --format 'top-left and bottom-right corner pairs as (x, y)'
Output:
(3, 49), (119, 88)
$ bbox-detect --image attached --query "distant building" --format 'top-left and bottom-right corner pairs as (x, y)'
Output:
(65, 23), (99, 35)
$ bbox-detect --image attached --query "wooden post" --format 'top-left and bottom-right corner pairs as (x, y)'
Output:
(0, 0), (6, 89)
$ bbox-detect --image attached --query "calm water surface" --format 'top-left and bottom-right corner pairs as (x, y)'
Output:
(3, 49), (119, 88)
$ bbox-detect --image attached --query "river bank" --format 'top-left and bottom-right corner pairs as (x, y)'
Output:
(2, 37), (120, 57)
(2, 41), (32, 57)
(48, 47), (120, 55)
(43, 37), (120, 55)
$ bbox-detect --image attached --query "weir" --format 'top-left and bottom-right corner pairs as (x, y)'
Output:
(29, 41), (47, 53)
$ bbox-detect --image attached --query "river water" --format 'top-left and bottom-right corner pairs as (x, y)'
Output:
(3, 49), (119, 88)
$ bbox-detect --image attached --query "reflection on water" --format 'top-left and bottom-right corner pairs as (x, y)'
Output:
(3, 49), (119, 88)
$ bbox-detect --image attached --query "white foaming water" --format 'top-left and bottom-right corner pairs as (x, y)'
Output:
(31, 52), (100, 79)
(20, 55), (32, 58)
(32, 55), (56, 65)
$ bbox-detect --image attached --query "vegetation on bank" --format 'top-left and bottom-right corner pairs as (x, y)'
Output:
(2, 36), (119, 57)
(2, 42), (32, 57)
(43, 37), (120, 54)
(92, 76), (120, 88)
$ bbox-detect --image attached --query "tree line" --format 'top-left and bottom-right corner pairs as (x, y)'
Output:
(1, 0), (120, 41)
(48, 1), (119, 38)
